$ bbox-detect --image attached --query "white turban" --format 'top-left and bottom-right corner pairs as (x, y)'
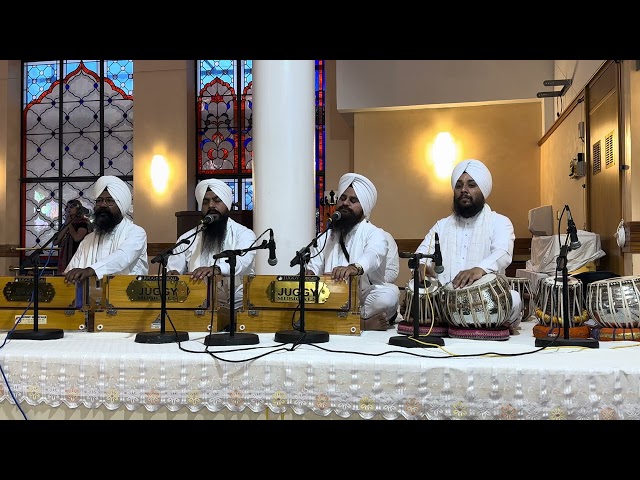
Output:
(195, 179), (233, 210)
(337, 173), (378, 220)
(93, 176), (132, 214)
(451, 159), (493, 199)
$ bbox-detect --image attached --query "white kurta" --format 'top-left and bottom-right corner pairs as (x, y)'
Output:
(166, 218), (257, 309)
(415, 204), (521, 327)
(307, 220), (399, 320)
(64, 217), (148, 278)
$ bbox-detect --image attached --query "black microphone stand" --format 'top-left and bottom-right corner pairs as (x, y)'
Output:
(135, 239), (191, 344)
(204, 241), (268, 346)
(534, 242), (598, 348)
(389, 253), (444, 348)
(275, 231), (330, 344)
(10, 231), (64, 340)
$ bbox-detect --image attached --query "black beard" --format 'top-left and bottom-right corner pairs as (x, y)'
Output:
(92, 209), (123, 234)
(202, 213), (229, 255)
(331, 208), (364, 236)
(453, 194), (485, 218)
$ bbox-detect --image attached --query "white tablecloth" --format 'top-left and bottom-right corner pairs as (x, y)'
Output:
(1, 319), (639, 420)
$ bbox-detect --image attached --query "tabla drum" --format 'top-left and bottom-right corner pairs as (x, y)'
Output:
(533, 276), (590, 339)
(397, 279), (448, 337)
(587, 275), (640, 341)
(506, 276), (533, 321)
(442, 273), (512, 341)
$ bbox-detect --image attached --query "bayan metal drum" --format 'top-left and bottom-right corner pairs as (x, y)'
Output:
(587, 275), (640, 341)
(397, 279), (447, 337)
(442, 273), (512, 340)
(533, 276), (590, 339)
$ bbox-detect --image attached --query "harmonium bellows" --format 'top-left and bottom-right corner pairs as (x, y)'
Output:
(91, 274), (214, 333)
(216, 274), (362, 335)
(0, 275), (87, 331)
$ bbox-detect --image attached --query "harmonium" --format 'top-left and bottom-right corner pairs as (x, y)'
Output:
(216, 274), (362, 335)
(90, 274), (214, 333)
(0, 275), (88, 332)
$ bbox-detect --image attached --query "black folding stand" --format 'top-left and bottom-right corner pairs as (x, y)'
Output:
(10, 237), (64, 340)
(389, 253), (444, 348)
(275, 230), (330, 344)
(534, 244), (598, 348)
(204, 241), (268, 346)
(136, 239), (191, 344)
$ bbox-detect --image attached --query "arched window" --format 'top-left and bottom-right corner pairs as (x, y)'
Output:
(196, 60), (326, 231)
(21, 59), (134, 269)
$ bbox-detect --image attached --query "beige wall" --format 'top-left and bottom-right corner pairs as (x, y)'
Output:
(539, 104), (587, 231)
(348, 102), (542, 241)
(133, 60), (196, 244)
(0, 60), (22, 275)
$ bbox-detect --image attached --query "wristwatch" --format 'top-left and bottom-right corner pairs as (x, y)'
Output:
(352, 263), (364, 275)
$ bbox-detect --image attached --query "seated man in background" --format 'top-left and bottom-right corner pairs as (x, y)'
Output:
(64, 175), (148, 283)
(167, 179), (257, 310)
(54, 199), (92, 275)
(414, 159), (522, 332)
(306, 173), (400, 331)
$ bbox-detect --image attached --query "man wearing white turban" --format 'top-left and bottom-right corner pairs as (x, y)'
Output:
(64, 175), (148, 283)
(414, 159), (522, 333)
(306, 173), (400, 331)
(167, 179), (257, 312)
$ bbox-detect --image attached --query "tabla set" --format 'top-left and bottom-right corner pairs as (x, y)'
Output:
(531, 274), (640, 341)
(397, 273), (515, 341)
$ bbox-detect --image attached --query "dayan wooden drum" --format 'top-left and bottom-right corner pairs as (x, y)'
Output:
(506, 276), (533, 321)
(533, 276), (590, 339)
(442, 273), (512, 340)
(587, 275), (640, 341)
(397, 279), (448, 337)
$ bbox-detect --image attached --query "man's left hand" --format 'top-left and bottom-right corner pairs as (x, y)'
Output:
(189, 266), (221, 281)
(330, 264), (359, 282)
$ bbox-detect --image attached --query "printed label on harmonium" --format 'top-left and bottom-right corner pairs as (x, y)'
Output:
(126, 278), (190, 303)
(267, 280), (330, 304)
(14, 314), (47, 325)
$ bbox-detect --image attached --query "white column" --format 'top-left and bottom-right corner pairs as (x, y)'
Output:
(252, 60), (316, 275)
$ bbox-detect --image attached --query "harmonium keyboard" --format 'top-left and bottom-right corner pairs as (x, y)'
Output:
(216, 274), (362, 335)
(0, 275), (88, 332)
(91, 274), (214, 333)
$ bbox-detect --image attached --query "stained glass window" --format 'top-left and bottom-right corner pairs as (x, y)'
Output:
(21, 59), (134, 268)
(196, 60), (326, 231)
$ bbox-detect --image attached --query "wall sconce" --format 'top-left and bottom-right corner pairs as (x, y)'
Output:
(151, 154), (170, 193)
(431, 132), (456, 179)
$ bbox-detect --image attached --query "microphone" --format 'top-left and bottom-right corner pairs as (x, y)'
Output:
(566, 205), (581, 250)
(433, 232), (444, 274)
(327, 211), (341, 228)
(268, 229), (278, 266)
(201, 214), (215, 225)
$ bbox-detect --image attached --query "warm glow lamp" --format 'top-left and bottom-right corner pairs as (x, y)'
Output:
(431, 132), (456, 179)
(151, 154), (170, 193)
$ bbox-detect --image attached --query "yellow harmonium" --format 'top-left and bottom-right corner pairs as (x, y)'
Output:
(92, 274), (214, 333)
(0, 275), (87, 331)
(216, 274), (361, 335)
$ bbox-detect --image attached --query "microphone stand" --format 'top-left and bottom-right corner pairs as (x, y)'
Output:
(274, 230), (330, 344)
(204, 241), (268, 346)
(135, 238), (191, 344)
(10, 231), (64, 340)
(389, 253), (444, 348)
(535, 241), (598, 348)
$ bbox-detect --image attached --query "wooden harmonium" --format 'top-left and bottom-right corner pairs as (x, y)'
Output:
(0, 275), (87, 331)
(92, 274), (214, 333)
(217, 274), (361, 335)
